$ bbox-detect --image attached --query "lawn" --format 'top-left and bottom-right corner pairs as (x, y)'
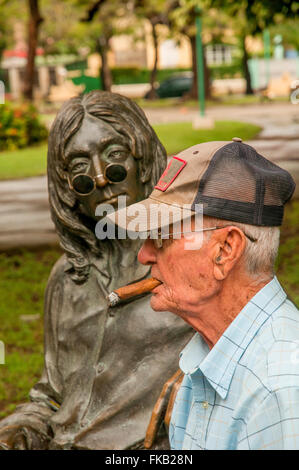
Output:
(0, 200), (298, 419)
(135, 95), (289, 109)
(0, 143), (48, 180)
(0, 120), (261, 180)
(0, 247), (62, 418)
(154, 121), (261, 156)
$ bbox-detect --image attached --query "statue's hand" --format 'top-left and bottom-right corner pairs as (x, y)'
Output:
(0, 424), (51, 450)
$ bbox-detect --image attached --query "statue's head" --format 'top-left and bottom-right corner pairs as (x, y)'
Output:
(47, 90), (167, 283)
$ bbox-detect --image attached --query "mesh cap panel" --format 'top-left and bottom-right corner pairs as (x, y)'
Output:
(192, 142), (296, 226)
(202, 149), (256, 203)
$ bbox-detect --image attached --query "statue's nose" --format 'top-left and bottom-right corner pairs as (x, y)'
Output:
(95, 173), (108, 187)
(92, 155), (108, 188)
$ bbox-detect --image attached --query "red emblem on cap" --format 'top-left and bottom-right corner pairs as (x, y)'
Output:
(155, 156), (187, 192)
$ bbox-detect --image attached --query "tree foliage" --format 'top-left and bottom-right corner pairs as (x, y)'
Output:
(1, 0), (298, 100)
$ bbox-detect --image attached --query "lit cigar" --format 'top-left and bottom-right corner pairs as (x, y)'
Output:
(107, 278), (162, 307)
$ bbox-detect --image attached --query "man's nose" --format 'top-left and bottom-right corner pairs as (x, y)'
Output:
(92, 155), (108, 188)
(138, 239), (157, 265)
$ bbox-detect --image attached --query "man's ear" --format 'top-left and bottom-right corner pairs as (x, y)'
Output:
(212, 227), (246, 280)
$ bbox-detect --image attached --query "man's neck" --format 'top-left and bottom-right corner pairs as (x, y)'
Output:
(186, 274), (273, 349)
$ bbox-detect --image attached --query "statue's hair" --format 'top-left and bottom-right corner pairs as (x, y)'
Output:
(47, 90), (167, 283)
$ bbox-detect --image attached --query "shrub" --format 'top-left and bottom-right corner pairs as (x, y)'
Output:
(111, 67), (193, 85)
(0, 102), (48, 151)
(109, 62), (244, 85)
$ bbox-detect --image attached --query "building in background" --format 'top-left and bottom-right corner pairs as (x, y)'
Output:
(1, 20), (298, 102)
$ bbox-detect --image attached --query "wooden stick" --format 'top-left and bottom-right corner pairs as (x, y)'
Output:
(107, 278), (161, 307)
(144, 369), (183, 449)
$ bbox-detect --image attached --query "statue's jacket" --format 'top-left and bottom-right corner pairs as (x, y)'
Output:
(0, 255), (192, 450)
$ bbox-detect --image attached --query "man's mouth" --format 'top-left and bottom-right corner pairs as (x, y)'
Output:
(151, 271), (163, 293)
(152, 283), (163, 294)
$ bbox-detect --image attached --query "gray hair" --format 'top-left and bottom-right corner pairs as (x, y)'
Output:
(203, 216), (280, 278)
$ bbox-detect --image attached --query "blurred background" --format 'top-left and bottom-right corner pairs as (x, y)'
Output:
(0, 0), (298, 418)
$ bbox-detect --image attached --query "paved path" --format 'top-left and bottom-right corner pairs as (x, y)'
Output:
(0, 177), (58, 251)
(0, 102), (298, 251)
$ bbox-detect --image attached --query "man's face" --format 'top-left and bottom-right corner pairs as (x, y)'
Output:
(137, 226), (220, 320)
(64, 114), (143, 221)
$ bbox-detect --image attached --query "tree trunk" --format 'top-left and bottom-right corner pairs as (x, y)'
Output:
(241, 35), (253, 95)
(97, 34), (112, 92)
(188, 35), (211, 100)
(23, 0), (43, 101)
(147, 20), (159, 100)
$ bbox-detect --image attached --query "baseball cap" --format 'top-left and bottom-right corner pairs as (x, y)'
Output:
(107, 138), (296, 233)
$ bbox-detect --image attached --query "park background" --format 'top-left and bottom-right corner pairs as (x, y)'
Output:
(0, 0), (298, 419)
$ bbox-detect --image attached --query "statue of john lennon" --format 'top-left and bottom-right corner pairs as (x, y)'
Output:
(0, 91), (192, 450)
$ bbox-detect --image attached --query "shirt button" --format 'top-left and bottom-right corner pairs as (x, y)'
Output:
(202, 401), (209, 409)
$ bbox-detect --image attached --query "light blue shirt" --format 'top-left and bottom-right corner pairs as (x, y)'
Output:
(169, 276), (299, 450)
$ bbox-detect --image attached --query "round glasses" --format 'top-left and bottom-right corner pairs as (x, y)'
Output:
(68, 163), (128, 196)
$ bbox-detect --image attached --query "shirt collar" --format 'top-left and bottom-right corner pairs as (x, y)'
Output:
(179, 276), (287, 399)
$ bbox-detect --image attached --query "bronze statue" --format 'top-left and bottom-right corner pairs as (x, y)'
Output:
(0, 91), (192, 450)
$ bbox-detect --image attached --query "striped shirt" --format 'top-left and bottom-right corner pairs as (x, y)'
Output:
(169, 276), (299, 450)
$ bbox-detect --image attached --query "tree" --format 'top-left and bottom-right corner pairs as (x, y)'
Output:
(269, 18), (299, 52)
(0, 0), (24, 66)
(23, 0), (44, 100)
(0, 0), (42, 100)
(38, 0), (89, 56)
(134, 0), (176, 99)
(80, 0), (113, 91)
(0, 10), (8, 65)
(212, 0), (299, 94)
(245, 0), (299, 33)
(169, 0), (211, 100)
(79, 0), (137, 92)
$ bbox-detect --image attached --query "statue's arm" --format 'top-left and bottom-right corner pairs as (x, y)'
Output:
(0, 256), (65, 450)
(29, 255), (65, 408)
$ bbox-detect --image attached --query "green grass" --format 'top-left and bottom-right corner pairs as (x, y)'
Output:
(135, 94), (289, 109)
(0, 247), (62, 418)
(276, 199), (299, 306)
(0, 143), (48, 180)
(0, 200), (298, 418)
(0, 121), (261, 180)
(153, 121), (262, 155)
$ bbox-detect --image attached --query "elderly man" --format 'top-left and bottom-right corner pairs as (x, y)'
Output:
(109, 139), (299, 450)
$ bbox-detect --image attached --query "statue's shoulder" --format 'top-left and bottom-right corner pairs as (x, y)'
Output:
(45, 255), (101, 298)
(45, 254), (70, 293)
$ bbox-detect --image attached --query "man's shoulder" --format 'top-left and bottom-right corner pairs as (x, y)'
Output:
(242, 295), (299, 393)
(265, 294), (299, 350)
(266, 296), (299, 391)
(270, 295), (299, 340)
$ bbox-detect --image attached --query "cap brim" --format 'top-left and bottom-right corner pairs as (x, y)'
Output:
(106, 197), (197, 235)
